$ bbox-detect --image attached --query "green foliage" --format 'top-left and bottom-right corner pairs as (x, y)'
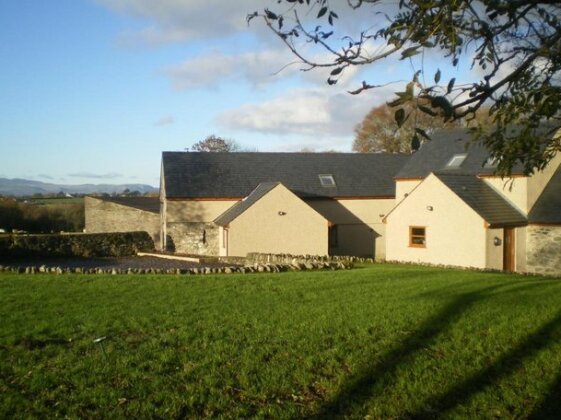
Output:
(0, 232), (154, 258)
(253, 0), (561, 175)
(1, 265), (561, 418)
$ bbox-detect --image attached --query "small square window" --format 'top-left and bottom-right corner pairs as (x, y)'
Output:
(446, 153), (467, 168)
(319, 174), (336, 187)
(409, 226), (426, 248)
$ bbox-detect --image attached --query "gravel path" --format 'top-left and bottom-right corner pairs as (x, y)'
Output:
(0, 256), (236, 270)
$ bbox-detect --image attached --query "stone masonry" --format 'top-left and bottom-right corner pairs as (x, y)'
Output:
(526, 225), (561, 276)
(166, 222), (219, 256)
(85, 197), (160, 244)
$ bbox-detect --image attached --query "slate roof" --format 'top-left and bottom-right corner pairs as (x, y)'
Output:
(95, 196), (160, 214)
(162, 152), (410, 199)
(396, 128), (528, 179)
(528, 165), (561, 224)
(214, 182), (279, 226)
(435, 173), (527, 227)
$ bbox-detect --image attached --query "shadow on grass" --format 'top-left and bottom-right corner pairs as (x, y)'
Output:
(410, 309), (561, 418)
(529, 370), (561, 419)
(311, 280), (561, 419)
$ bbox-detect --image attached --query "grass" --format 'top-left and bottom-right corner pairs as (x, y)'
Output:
(1, 264), (561, 418)
(25, 197), (85, 206)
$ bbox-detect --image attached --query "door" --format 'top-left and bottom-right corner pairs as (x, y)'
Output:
(503, 227), (515, 272)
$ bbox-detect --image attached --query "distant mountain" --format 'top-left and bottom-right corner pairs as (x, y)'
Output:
(0, 178), (158, 197)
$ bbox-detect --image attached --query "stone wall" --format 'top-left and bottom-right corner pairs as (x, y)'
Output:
(526, 225), (561, 276)
(166, 222), (219, 256)
(0, 232), (154, 258)
(85, 197), (160, 244)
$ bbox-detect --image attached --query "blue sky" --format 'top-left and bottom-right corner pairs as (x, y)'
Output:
(0, 0), (469, 187)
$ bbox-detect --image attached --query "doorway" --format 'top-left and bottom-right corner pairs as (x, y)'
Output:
(503, 227), (515, 272)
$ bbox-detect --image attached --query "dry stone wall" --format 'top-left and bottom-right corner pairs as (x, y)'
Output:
(166, 222), (219, 256)
(85, 197), (160, 244)
(526, 225), (561, 276)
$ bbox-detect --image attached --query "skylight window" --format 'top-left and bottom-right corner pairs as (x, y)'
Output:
(319, 174), (336, 187)
(446, 153), (467, 168)
(484, 156), (499, 168)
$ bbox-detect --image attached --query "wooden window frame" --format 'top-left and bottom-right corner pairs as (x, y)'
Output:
(409, 226), (426, 248)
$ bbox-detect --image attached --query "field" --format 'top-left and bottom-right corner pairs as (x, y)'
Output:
(0, 197), (84, 233)
(1, 264), (561, 418)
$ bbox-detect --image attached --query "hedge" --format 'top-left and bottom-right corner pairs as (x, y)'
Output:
(0, 232), (154, 258)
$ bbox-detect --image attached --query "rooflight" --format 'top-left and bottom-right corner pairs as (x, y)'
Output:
(319, 174), (336, 187)
(484, 156), (499, 168)
(446, 153), (467, 168)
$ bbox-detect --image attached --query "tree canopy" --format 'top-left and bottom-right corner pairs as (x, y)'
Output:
(353, 102), (462, 153)
(250, 0), (561, 175)
(188, 135), (243, 152)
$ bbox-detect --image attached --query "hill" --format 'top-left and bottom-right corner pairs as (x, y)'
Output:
(0, 178), (158, 197)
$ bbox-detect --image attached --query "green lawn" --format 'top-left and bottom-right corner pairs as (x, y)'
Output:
(1, 264), (561, 418)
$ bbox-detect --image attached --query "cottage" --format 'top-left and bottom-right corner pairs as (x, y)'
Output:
(384, 128), (561, 276)
(85, 127), (561, 276)
(159, 152), (409, 258)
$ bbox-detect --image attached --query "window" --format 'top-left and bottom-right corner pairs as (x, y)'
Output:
(329, 225), (338, 247)
(319, 174), (336, 187)
(484, 156), (498, 168)
(409, 226), (426, 247)
(446, 153), (467, 168)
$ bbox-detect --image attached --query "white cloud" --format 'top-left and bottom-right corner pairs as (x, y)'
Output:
(164, 48), (369, 91)
(154, 115), (175, 126)
(97, 0), (278, 46)
(217, 86), (396, 138)
(165, 49), (295, 90)
(67, 172), (123, 179)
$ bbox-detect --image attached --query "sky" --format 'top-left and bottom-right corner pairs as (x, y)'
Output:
(0, 0), (471, 187)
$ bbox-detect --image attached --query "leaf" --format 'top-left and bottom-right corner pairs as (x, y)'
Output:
(387, 98), (404, 107)
(246, 11), (258, 25)
(418, 105), (438, 116)
(395, 108), (406, 128)
(406, 81), (415, 97)
(415, 127), (431, 140)
(400, 46), (420, 60)
(330, 67), (344, 76)
(431, 96), (454, 120)
(327, 78), (337, 85)
(447, 78), (456, 94)
(434, 69), (441, 84)
(317, 6), (328, 18)
(328, 11), (338, 25)
(411, 134), (421, 151)
(265, 9), (278, 20)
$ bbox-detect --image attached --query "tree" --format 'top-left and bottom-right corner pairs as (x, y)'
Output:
(250, 1), (561, 175)
(353, 102), (493, 153)
(353, 102), (461, 153)
(188, 135), (243, 152)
